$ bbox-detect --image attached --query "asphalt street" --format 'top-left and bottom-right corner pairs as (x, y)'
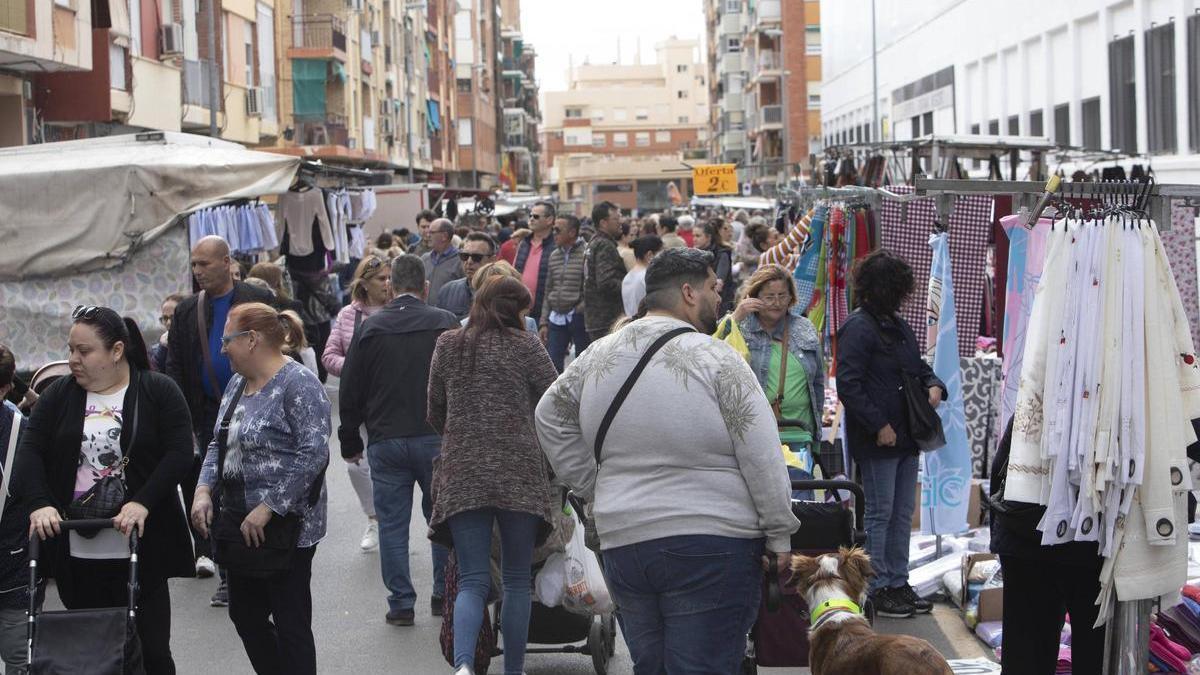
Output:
(41, 379), (989, 674)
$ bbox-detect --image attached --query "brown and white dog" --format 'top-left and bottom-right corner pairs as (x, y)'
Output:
(788, 547), (953, 675)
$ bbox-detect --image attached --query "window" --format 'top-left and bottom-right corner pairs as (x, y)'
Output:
(922, 111), (933, 135)
(109, 44), (127, 90)
(725, 37), (741, 53)
(988, 119), (999, 135)
(614, 108), (628, 121)
(565, 129), (591, 146)
(256, 2), (277, 121)
(725, 0), (740, 12)
(565, 107), (583, 118)
(806, 26), (821, 55)
(457, 78), (472, 93)
(676, 64), (688, 73)
(1007, 115), (1019, 135)
(1030, 109), (1044, 137)
(636, 132), (650, 147)
(613, 133), (628, 148)
(677, 90), (688, 99)
(1082, 97), (1101, 150)
(590, 108), (605, 121)
(808, 94), (821, 109)
(678, 116), (689, 124)
(970, 123), (980, 136)
(592, 134), (606, 147)
(1108, 35), (1137, 153)
(635, 107), (649, 120)
(1145, 23), (1176, 154)
(912, 116), (921, 138)
(1191, 14), (1200, 151)
(457, 118), (473, 146)
(1054, 103), (1069, 145)
(656, 130), (671, 143)
(244, 22), (254, 86)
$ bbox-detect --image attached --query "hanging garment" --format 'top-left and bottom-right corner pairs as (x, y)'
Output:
(996, 215), (1050, 447)
(1165, 200), (1200, 349)
(793, 207), (828, 312)
(759, 208), (812, 271)
(278, 190), (335, 256)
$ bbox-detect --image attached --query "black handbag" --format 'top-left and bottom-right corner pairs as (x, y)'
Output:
(66, 396), (139, 521)
(900, 370), (946, 452)
(211, 380), (325, 578)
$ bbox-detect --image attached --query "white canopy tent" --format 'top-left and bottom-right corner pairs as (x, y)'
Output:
(689, 195), (776, 211)
(0, 132), (300, 281)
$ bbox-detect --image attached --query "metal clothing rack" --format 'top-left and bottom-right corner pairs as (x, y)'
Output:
(912, 175), (1200, 675)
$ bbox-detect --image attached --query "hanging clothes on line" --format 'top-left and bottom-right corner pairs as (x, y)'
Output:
(187, 202), (278, 255)
(278, 188), (335, 257)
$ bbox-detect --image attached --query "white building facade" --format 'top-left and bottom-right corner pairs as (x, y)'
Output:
(820, 0), (1200, 183)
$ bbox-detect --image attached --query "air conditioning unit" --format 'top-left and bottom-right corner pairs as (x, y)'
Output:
(246, 87), (264, 117)
(160, 23), (184, 56)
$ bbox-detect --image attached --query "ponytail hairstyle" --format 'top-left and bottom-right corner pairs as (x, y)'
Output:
(227, 302), (307, 354)
(71, 306), (152, 371)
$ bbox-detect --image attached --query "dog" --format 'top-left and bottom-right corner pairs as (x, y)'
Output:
(787, 547), (954, 675)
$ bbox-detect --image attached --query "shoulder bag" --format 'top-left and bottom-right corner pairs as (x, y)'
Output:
(212, 380), (326, 578)
(66, 393), (139, 521)
(860, 310), (945, 452)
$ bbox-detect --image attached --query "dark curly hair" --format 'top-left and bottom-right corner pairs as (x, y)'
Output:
(851, 250), (914, 315)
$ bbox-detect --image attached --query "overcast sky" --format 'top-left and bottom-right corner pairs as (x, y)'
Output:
(519, 0), (708, 94)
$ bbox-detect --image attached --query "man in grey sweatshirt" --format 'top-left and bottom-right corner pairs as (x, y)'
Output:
(535, 248), (799, 675)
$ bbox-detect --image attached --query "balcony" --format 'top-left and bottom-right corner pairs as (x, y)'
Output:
(753, 0), (781, 28)
(717, 51), (741, 76)
(760, 104), (783, 129)
(295, 113), (350, 147)
(182, 59), (219, 109)
(288, 15), (347, 62)
(722, 133), (746, 151)
(719, 11), (742, 36)
(754, 51), (782, 77)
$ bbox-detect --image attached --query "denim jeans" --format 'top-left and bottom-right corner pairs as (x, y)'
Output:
(603, 535), (764, 675)
(448, 509), (540, 675)
(859, 452), (919, 592)
(367, 435), (449, 612)
(546, 313), (591, 372)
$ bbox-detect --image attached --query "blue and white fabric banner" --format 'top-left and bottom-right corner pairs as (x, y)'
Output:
(920, 232), (971, 535)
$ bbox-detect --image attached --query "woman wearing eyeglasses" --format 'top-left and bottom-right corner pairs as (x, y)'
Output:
(191, 302), (330, 675)
(716, 265), (825, 491)
(321, 254), (389, 552)
(15, 305), (196, 674)
(150, 293), (187, 373)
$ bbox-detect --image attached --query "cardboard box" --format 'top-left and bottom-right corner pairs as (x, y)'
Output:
(961, 553), (1004, 624)
(913, 478), (988, 531)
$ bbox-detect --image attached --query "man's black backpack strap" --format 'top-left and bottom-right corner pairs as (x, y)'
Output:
(593, 326), (695, 463)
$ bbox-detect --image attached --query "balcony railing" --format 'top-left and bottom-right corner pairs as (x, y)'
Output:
(292, 15), (347, 53)
(753, 0), (781, 26)
(756, 51), (781, 72)
(761, 104), (783, 126)
(295, 114), (350, 146)
(717, 51), (741, 76)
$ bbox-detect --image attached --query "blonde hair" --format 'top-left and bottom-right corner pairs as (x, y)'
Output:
(349, 254), (389, 303)
(744, 264), (798, 307)
(228, 302), (307, 353)
(248, 262), (291, 301)
(470, 260), (522, 291)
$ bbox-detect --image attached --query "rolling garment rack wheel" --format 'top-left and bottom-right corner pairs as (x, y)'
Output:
(588, 615), (609, 674)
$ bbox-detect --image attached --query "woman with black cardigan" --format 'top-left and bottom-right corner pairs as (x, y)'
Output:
(15, 306), (195, 674)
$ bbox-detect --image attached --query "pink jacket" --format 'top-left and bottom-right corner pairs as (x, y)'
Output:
(322, 300), (384, 376)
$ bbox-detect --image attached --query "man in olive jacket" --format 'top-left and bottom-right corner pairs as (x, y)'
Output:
(583, 201), (627, 342)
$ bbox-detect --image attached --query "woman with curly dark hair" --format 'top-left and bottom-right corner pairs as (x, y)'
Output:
(835, 250), (946, 620)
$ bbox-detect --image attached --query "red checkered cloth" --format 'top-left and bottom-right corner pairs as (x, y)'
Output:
(879, 187), (993, 358)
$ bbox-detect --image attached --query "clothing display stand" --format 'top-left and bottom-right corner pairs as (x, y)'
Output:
(913, 176), (1200, 675)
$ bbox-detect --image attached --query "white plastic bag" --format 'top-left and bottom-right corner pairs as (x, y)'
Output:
(534, 552), (566, 608)
(561, 508), (613, 615)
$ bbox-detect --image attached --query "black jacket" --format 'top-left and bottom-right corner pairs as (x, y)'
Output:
(835, 308), (946, 461)
(165, 282), (274, 431)
(12, 368), (196, 585)
(338, 295), (459, 457)
(0, 409), (30, 609)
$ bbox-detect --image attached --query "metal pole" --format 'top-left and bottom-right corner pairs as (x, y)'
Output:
(1104, 599), (1153, 675)
(780, 27), (790, 186)
(870, 0), (879, 141)
(405, 7), (415, 183)
(207, 0), (219, 137)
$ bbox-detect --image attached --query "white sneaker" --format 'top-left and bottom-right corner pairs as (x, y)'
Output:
(452, 666), (474, 675)
(195, 556), (216, 578)
(360, 521), (379, 552)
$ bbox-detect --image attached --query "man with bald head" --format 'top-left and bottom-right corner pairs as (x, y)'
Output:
(166, 235), (272, 603)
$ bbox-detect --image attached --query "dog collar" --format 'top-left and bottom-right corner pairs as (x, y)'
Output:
(810, 599), (862, 626)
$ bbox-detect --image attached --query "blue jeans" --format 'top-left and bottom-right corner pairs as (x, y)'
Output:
(448, 509), (540, 675)
(546, 313), (591, 372)
(859, 453), (919, 592)
(367, 435), (449, 612)
(603, 535), (764, 675)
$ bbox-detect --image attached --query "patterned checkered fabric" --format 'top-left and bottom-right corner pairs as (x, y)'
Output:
(1166, 200), (1200, 350)
(880, 187), (994, 358)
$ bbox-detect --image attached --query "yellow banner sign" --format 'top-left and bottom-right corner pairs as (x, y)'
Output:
(692, 164), (738, 196)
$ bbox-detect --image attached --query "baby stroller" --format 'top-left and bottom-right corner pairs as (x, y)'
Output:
(493, 496), (617, 675)
(26, 519), (143, 675)
(742, 452), (873, 674)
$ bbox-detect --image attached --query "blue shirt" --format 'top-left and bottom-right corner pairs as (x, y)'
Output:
(201, 290), (235, 400)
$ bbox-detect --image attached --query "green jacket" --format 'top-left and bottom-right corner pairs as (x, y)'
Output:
(583, 231), (626, 334)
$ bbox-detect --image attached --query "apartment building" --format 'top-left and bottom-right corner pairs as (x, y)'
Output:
(499, 0), (539, 190)
(821, 0), (1200, 183)
(542, 38), (707, 214)
(705, 0), (821, 190)
(452, 0), (499, 189)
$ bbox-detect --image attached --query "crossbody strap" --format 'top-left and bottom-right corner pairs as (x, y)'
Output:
(196, 291), (221, 396)
(593, 326), (695, 463)
(772, 315), (790, 412)
(215, 379), (248, 488)
(0, 413), (21, 520)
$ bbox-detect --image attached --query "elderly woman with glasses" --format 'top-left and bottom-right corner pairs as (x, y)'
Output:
(321, 254), (389, 552)
(716, 264), (825, 488)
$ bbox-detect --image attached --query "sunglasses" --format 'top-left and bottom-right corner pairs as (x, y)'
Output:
(363, 257), (385, 270)
(72, 305), (101, 320)
(459, 252), (491, 263)
(220, 330), (252, 346)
